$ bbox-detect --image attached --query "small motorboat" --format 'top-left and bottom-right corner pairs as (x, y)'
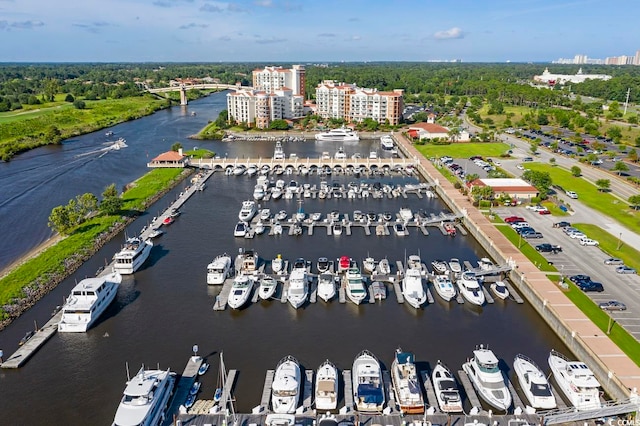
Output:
(259, 276), (278, 300)
(362, 257), (376, 274)
(184, 393), (196, 409)
(169, 208), (181, 219)
(162, 216), (174, 226)
(198, 363), (209, 376)
(448, 258), (462, 275)
(189, 381), (201, 396)
(272, 254), (285, 274)
(431, 259), (449, 275)
(432, 361), (463, 413)
(147, 227), (164, 239)
(376, 258), (391, 275)
(19, 330), (35, 346)
(332, 223), (343, 236)
(254, 221), (266, 235)
(491, 281), (510, 300)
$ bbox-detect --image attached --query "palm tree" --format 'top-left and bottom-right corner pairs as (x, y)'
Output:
(448, 127), (461, 143)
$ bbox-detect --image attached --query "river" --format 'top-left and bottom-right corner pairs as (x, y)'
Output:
(0, 93), (571, 424)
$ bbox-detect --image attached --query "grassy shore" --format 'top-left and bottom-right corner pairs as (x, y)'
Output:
(414, 142), (511, 159)
(192, 121), (225, 140)
(0, 168), (185, 322)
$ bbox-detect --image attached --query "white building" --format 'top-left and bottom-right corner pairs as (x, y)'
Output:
(407, 122), (470, 141)
(533, 67), (612, 85)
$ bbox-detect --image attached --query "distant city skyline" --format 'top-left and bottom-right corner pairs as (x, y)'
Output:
(1, 0), (639, 62)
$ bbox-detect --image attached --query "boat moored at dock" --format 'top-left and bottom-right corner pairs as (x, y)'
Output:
(207, 253), (232, 285)
(462, 345), (512, 412)
(432, 361), (463, 413)
(352, 349), (385, 413)
(391, 348), (425, 414)
(227, 275), (254, 309)
(513, 353), (556, 410)
(113, 237), (153, 275)
(457, 271), (485, 306)
(344, 267), (367, 305)
(315, 360), (339, 410)
(548, 349), (602, 410)
(271, 355), (301, 414)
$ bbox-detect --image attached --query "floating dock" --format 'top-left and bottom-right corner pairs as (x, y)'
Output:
(1, 310), (62, 369)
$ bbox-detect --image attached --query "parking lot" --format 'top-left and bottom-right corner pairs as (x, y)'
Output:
(495, 207), (640, 339)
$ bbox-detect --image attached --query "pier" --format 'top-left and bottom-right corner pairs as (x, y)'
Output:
(1, 311), (62, 369)
(165, 355), (203, 421)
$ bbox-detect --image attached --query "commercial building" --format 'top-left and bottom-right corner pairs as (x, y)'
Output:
(315, 80), (404, 125)
(533, 67), (612, 85)
(407, 122), (470, 142)
(469, 178), (539, 201)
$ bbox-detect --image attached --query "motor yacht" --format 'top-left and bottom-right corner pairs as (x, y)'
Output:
(315, 360), (339, 410)
(238, 200), (257, 222)
(344, 267), (367, 305)
(376, 258), (391, 275)
(235, 249), (258, 275)
(513, 353), (557, 410)
(391, 348), (425, 414)
(380, 135), (395, 150)
(448, 258), (462, 276)
(393, 222), (407, 236)
(258, 276), (278, 300)
(431, 361), (463, 413)
(431, 260), (449, 275)
(477, 257), (495, 271)
(431, 274), (456, 302)
(227, 275), (254, 309)
(548, 349), (601, 410)
(491, 281), (510, 300)
(272, 254), (285, 275)
(407, 254), (422, 270)
(233, 221), (247, 238)
(317, 257), (330, 273)
(206, 253), (232, 285)
(253, 185), (265, 201)
(271, 355), (301, 414)
(112, 366), (175, 426)
(58, 271), (121, 332)
(352, 350), (385, 413)
(457, 271), (485, 306)
(317, 273), (336, 302)
(402, 268), (426, 309)
(287, 265), (308, 309)
(273, 141), (285, 160)
(462, 345), (512, 411)
(362, 257), (376, 274)
(113, 237), (153, 275)
(315, 127), (359, 142)
(334, 147), (347, 160)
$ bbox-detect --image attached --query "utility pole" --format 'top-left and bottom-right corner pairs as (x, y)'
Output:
(623, 87), (631, 116)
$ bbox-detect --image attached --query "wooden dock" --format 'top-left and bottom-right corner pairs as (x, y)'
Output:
(260, 370), (274, 410)
(504, 280), (524, 304)
(213, 277), (234, 311)
(165, 356), (203, 420)
(343, 369), (354, 412)
(506, 376), (525, 410)
(1, 310), (62, 369)
(383, 370), (398, 413)
(420, 370), (438, 410)
(457, 369), (482, 410)
(302, 370), (314, 411)
(481, 285), (495, 304)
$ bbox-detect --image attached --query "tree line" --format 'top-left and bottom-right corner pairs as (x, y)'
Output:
(48, 184), (122, 235)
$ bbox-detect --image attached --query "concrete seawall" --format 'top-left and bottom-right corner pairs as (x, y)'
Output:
(394, 133), (640, 400)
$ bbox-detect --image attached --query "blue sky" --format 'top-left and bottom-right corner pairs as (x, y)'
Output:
(0, 0), (638, 62)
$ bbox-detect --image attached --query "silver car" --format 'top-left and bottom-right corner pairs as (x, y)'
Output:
(598, 301), (627, 311)
(616, 265), (637, 274)
(604, 258), (624, 265)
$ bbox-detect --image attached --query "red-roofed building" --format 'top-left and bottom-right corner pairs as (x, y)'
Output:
(147, 149), (187, 168)
(408, 122), (470, 141)
(468, 178), (538, 200)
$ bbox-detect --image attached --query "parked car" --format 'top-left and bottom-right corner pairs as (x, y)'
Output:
(553, 221), (571, 228)
(604, 258), (624, 265)
(568, 232), (587, 239)
(516, 164), (525, 170)
(504, 216), (525, 223)
(535, 243), (562, 253)
(511, 221), (531, 229)
(569, 274), (591, 284)
(577, 280), (604, 292)
(566, 191), (578, 199)
(516, 227), (536, 235)
(522, 231), (543, 239)
(598, 301), (627, 311)
(579, 238), (599, 246)
(616, 265), (637, 274)
(538, 208), (551, 215)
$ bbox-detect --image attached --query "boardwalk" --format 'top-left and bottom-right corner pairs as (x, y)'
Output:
(1, 310), (62, 368)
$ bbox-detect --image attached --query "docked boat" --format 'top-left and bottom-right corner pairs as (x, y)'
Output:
(334, 147), (347, 160)
(491, 281), (510, 300)
(233, 221), (247, 238)
(207, 253), (232, 285)
(315, 127), (360, 142)
(371, 281), (386, 300)
(448, 258), (462, 275)
(478, 257), (495, 271)
(271, 355), (301, 414)
(147, 227), (164, 239)
(162, 216), (174, 226)
(344, 267), (367, 305)
(189, 381), (201, 396)
(315, 360), (339, 410)
(317, 272), (336, 302)
(273, 141), (286, 160)
(399, 207), (413, 222)
(407, 254), (422, 270)
(317, 257), (330, 273)
(246, 165), (258, 177)
(258, 276), (278, 300)
(362, 257), (376, 274)
(273, 223), (283, 235)
(443, 222), (457, 236)
(112, 366), (175, 426)
(462, 345), (512, 411)
(254, 222), (266, 235)
(431, 361), (463, 413)
(548, 349), (601, 410)
(380, 135), (395, 150)
(431, 259), (449, 275)
(352, 350), (385, 413)
(513, 354), (556, 410)
(113, 237), (153, 275)
(238, 200), (257, 222)
(198, 363), (209, 376)
(393, 222), (407, 236)
(271, 187), (283, 199)
(391, 349), (425, 414)
(457, 271), (485, 306)
(332, 223), (343, 236)
(276, 210), (287, 221)
(58, 271), (122, 332)
(232, 165), (246, 176)
(310, 212), (322, 222)
(272, 254), (285, 275)
(287, 264), (309, 309)
(337, 256), (351, 273)
(431, 274), (456, 302)
(402, 268), (426, 309)
(376, 258), (391, 275)
(235, 249), (259, 275)
(227, 275), (254, 309)
(253, 185), (265, 201)
(259, 208), (271, 221)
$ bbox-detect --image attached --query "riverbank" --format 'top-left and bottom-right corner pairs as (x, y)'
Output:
(0, 167), (191, 330)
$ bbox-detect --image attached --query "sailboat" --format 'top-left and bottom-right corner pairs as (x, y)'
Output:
(214, 352), (227, 404)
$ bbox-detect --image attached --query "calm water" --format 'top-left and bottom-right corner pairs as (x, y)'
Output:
(0, 95), (569, 424)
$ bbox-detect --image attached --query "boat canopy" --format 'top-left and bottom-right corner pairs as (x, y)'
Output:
(356, 384), (383, 404)
(395, 351), (415, 365)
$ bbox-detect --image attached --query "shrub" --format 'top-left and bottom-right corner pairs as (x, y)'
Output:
(530, 196), (541, 204)
(479, 200), (492, 208)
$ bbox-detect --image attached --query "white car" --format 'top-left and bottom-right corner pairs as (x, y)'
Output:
(511, 222), (531, 229)
(566, 191), (578, 199)
(579, 238), (599, 246)
(516, 164), (525, 170)
(493, 160), (502, 166)
(569, 232), (586, 239)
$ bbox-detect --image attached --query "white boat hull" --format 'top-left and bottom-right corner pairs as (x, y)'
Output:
(432, 363), (463, 413)
(315, 361), (338, 410)
(113, 240), (153, 275)
(548, 351), (601, 410)
(513, 355), (556, 410)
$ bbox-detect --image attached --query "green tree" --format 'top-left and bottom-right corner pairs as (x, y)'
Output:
(268, 119), (289, 130)
(73, 100), (86, 109)
(171, 142), (183, 152)
(102, 183), (119, 199)
(607, 126), (623, 143)
(465, 173), (479, 183)
(471, 185), (494, 201)
(44, 125), (63, 144)
(627, 115), (638, 125)
(612, 161), (629, 176)
(570, 165), (581, 177)
(48, 205), (73, 235)
(529, 141), (539, 155)
(99, 196), (123, 215)
(43, 78), (59, 102)
(629, 194), (640, 210)
(628, 148), (638, 163)
(522, 169), (552, 197)
(360, 117), (379, 132)
(595, 179), (611, 192)
(64, 93), (75, 102)
(549, 157), (556, 166)
(214, 109), (229, 128)
(76, 193), (98, 217)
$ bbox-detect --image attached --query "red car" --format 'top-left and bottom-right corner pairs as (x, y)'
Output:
(504, 216), (525, 223)
(538, 209), (551, 215)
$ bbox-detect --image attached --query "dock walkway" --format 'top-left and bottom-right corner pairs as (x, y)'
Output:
(164, 356), (202, 422)
(1, 311), (62, 369)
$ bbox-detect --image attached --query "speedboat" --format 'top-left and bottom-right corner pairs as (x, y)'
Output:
(432, 361), (463, 413)
(380, 135), (394, 150)
(513, 354), (556, 410)
(253, 185), (265, 201)
(448, 258), (462, 275)
(431, 259), (449, 275)
(233, 221), (247, 238)
(113, 237), (153, 275)
(317, 272), (336, 302)
(376, 258), (391, 275)
(58, 271), (122, 332)
(477, 257), (495, 271)
(273, 141), (285, 160)
(273, 223), (283, 235)
(276, 210), (287, 221)
(344, 267), (367, 305)
(334, 147), (347, 160)
(338, 256), (351, 273)
(310, 212), (322, 222)
(272, 254), (285, 275)
(391, 348), (425, 414)
(162, 216), (174, 226)
(238, 200), (257, 222)
(207, 253), (232, 285)
(402, 268), (426, 309)
(287, 265), (309, 309)
(232, 165), (246, 176)
(271, 187), (283, 199)
(432, 274), (456, 302)
(315, 127), (360, 142)
(260, 208), (271, 221)
(271, 355), (301, 414)
(235, 249), (258, 275)
(393, 222), (407, 236)
(362, 257), (376, 274)
(407, 254), (421, 270)
(227, 275), (254, 309)
(254, 221), (265, 235)
(317, 257), (330, 273)
(399, 207), (413, 222)
(147, 227), (164, 239)
(332, 222), (343, 236)
(548, 349), (601, 410)
(315, 360), (339, 410)
(246, 165), (258, 177)
(491, 281), (510, 300)
(258, 276), (278, 300)
(457, 271), (485, 306)
(352, 350), (385, 413)
(112, 366), (175, 426)
(462, 345), (512, 412)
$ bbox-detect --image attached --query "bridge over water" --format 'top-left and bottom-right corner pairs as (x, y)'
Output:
(145, 83), (250, 105)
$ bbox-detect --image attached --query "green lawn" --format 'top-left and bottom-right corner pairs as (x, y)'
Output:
(493, 221), (558, 273)
(185, 148), (215, 159)
(414, 142), (511, 159)
(524, 163), (640, 235)
(0, 103), (73, 124)
(541, 201), (569, 216)
(572, 223), (640, 272)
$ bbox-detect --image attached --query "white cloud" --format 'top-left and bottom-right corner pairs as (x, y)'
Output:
(0, 20), (44, 31)
(433, 27), (464, 40)
(254, 0), (273, 6)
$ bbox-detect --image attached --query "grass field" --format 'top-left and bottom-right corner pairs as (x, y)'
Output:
(414, 142), (511, 159)
(493, 222), (558, 273)
(0, 103), (73, 124)
(541, 201), (569, 216)
(572, 223), (640, 272)
(477, 105), (533, 128)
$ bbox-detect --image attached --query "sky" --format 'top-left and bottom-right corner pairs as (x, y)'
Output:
(0, 0), (639, 62)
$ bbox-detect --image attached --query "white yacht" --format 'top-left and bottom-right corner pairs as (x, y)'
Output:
(334, 147), (347, 160)
(258, 276), (278, 300)
(238, 200), (257, 222)
(271, 355), (301, 414)
(273, 141), (285, 160)
(431, 274), (456, 302)
(315, 360), (339, 410)
(431, 361), (463, 413)
(233, 221), (247, 238)
(317, 272), (336, 302)
(332, 222), (343, 236)
(271, 187), (283, 200)
(407, 254), (421, 270)
(380, 135), (395, 150)
(112, 366), (175, 426)
(376, 258), (391, 275)
(391, 348), (425, 414)
(253, 185), (265, 201)
(206, 253), (232, 285)
(457, 271), (485, 306)
(287, 262), (309, 309)
(113, 237), (153, 275)
(431, 260), (449, 275)
(352, 350), (385, 413)
(315, 127), (359, 142)
(362, 257), (376, 274)
(448, 258), (462, 275)
(491, 281), (510, 300)
(477, 257), (495, 271)
(227, 275), (254, 309)
(462, 345), (512, 412)
(344, 267), (367, 305)
(235, 249), (259, 275)
(58, 271), (121, 332)
(272, 254), (285, 275)
(259, 208), (271, 221)
(513, 354), (556, 410)
(548, 350), (601, 410)
(399, 207), (413, 222)
(402, 268), (426, 309)
(317, 257), (330, 274)
(393, 222), (407, 236)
